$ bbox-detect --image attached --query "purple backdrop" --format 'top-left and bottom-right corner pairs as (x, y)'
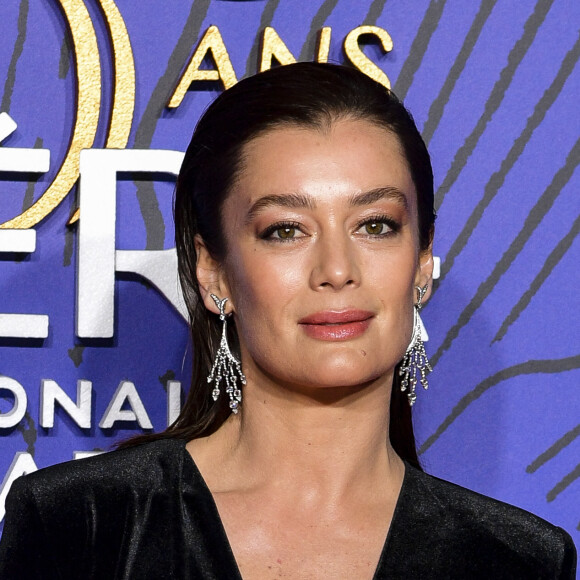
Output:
(1, 0), (579, 555)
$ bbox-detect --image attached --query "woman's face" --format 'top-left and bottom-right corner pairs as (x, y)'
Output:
(198, 118), (432, 395)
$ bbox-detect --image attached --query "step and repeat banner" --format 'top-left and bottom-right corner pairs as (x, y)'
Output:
(1, 0), (579, 544)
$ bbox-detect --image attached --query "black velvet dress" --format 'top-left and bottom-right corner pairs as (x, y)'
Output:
(0, 439), (576, 579)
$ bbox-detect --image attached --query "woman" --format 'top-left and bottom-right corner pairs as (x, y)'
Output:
(0, 63), (576, 579)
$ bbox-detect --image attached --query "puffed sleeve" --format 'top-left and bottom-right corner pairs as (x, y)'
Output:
(0, 476), (60, 579)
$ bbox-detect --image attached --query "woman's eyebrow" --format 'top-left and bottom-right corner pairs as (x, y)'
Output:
(349, 187), (409, 209)
(245, 193), (314, 223)
(245, 187), (408, 224)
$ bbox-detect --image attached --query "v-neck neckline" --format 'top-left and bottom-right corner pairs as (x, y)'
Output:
(180, 439), (410, 580)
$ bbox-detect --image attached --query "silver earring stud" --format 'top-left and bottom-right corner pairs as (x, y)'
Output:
(399, 284), (432, 406)
(207, 294), (246, 414)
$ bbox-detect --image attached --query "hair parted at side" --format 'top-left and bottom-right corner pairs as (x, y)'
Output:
(117, 62), (436, 470)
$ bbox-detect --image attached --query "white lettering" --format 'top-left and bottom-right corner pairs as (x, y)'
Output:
(76, 149), (186, 338)
(167, 380), (181, 426)
(73, 450), (104, 460)
(39, 379), (92, 429)
(0, 229), (49, 339)
(0, 113), (50, 172)
(0, 376), (27, 428)
(0, 114), (50, 338)
(99, 380), (153, 429)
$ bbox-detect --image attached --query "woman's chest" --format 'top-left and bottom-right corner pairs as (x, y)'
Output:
(212, 492), (394, 580)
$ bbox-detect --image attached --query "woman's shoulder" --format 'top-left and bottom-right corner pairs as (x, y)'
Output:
(394, 464), (577, 578)
(413, 466), (568, 534)
(0, 439), (194, 578)
(10, 438), (187, 504)
(412, 465), (551, 521)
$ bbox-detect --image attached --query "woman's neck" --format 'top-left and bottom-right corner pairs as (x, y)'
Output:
(188, 373), (402, 501)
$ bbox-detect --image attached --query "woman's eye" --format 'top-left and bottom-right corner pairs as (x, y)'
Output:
(260, 222), (304, 241)
(364, 221), (387, 235)
(274, 226), (297, 239)
(357, 219), (395, 236)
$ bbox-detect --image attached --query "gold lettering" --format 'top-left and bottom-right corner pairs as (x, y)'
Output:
(69, 0), (135, 225)
(259, 27), (296, 72)
(99, 0), (135, 150)
(343, 26), (393, 90)
(316, 27), (332, 63)
(1, 0), (102, 229)
(167, 25), (237, 109)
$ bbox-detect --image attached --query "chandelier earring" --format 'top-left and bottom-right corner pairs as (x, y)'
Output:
(207, 294), (246, 414)
(399, 283), (432, 406)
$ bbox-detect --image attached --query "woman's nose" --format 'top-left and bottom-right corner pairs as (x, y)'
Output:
(309, 232), (361, 291)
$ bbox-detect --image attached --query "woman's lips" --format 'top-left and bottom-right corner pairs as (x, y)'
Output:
(298, 310), (373, 341)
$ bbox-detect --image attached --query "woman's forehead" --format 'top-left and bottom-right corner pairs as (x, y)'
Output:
(230, 119), (416, 211)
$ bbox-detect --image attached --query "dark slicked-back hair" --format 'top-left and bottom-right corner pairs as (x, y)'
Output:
(119, 63), (435, 470)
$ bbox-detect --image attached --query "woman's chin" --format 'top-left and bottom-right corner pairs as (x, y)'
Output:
(245, 347), (399, 397)
(302, 369), (384, 390)
(289, 356), (393, 392)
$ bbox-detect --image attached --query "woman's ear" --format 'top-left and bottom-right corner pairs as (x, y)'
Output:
(195, 235), (232, 315)
(414, 245), (434, 304)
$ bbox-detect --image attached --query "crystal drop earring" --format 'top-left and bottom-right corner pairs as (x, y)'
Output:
(207, 294), (246, 414)
(399, 283), (432, 406)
